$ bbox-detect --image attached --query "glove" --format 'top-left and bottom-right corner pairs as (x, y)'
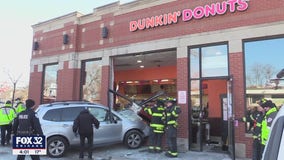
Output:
(253, 135), (260, 140)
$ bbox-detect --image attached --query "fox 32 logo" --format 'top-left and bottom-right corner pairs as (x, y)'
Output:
(13, 135), (46, 155)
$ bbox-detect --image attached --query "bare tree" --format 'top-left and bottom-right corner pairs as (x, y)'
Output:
(3, 68), (22, 106)
(247, 63), (275, 88)
(263, 64), (275, 82)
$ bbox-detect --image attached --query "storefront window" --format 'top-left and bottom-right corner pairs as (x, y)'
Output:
(81, 59), (102, 103)
(42, 63), (58, 103)
(244, 37), (284, 132)
(201, 44), (228, 77)
(190, 48), (200, 79)
(190, 44), (228, 78)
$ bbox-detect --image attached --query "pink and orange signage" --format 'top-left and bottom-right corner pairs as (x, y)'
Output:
(129, 0), (248, 32)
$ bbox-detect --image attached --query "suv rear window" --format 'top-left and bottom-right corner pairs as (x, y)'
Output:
(43, 107), (84, 121)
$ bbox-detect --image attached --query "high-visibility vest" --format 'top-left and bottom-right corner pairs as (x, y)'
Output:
(261, 107), (278, 145)
(16, 102), (26, 113)
(0, 104), (16, 125)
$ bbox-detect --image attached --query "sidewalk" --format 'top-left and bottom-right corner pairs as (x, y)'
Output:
(0, 144), (250, 160)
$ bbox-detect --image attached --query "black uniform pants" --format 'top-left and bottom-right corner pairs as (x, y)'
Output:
(17, 155), (40, 160)
(260, 144), (265, 160)
(79, 134), (93, 158)
(1, 124), (12, 145)
(148, 128), (163, 150)
(252, 139), (262, 160)
(166, 125), (177, 154)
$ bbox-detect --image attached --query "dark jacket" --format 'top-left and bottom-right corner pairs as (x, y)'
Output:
(73, 109), (100, 135)
(12, 108), (43, 135)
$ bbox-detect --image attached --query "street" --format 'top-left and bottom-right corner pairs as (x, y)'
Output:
(1, 143), (249, 160)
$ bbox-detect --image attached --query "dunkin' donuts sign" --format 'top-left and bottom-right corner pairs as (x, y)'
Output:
(129, 0), (249, 32)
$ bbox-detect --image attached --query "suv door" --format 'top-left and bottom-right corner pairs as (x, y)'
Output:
(262, 112), (284, 160)
(42, 107), (85, 145)
(88, 107), (122, 145)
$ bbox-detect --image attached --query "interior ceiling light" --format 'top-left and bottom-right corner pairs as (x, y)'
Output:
(137, 60), (142, 63)
(140, 65), (144, 68)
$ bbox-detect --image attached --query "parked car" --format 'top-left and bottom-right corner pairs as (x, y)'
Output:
(262, 105), (284, 160)
(36, 101), (150, 158)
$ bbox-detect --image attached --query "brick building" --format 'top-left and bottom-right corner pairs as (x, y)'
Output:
(29, 0), (284, 159)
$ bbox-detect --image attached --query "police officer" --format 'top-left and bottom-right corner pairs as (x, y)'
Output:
(73, 109), (100, 160)
(258, 99), (278, 159)
(144, 99), (165, 153)
(164, 97), (181, 158)
(0, 100), (16, 146)
(14, 98), (26, 114)
(12, 99), (43, 160)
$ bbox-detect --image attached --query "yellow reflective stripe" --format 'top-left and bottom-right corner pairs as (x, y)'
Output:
(150, 124), (164, 128)
(153, 130), (164, 133)
(167, 120), (177, 125)
(256, 123), (261, 127)
(155, 146), (161, 150)
(152, 113), (163, 117)
(148, 109), (152, 115)
(4, 104), (12, 107)
(168, 151), (178, 156)
(250, 115), (255, 121)
(172, 111), (178, 117)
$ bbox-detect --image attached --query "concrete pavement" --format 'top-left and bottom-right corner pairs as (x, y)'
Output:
(0, 143), (250, 160)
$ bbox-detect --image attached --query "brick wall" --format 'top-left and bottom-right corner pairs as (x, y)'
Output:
(32, 0), (284, 58)
(28, 65), (42, 107)
(29, 0), (284, 158)
(229, 52), (252, 158)
(177, 57), (188, 138)
(57, 61), (81, 101)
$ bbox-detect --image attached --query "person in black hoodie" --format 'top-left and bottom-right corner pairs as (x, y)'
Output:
(73, 109), (100, 160)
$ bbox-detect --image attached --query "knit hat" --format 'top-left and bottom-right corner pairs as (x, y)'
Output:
(25, 99), (35, 108)
(5, 100), (11, 104)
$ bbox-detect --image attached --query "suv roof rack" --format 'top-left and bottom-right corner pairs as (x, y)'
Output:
(43, 100), (95, 107)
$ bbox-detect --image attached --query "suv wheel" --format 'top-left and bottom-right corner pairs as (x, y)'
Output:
(124, 130), (143, 149)
(47, 136), (68, 158)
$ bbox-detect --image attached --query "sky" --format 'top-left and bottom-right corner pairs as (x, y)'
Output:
(0, 0), (133, 87)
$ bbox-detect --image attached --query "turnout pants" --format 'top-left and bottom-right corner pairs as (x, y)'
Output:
(166, 125), (178, 156)
(148, 128), (163, 152)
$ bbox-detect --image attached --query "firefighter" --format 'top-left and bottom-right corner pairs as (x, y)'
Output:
(258, 99), (278, 159)
(0, 100), (16, 146)
(241, 104), (264, 160)
(163, 97), (181, 158)
(144, 99), (165, 153)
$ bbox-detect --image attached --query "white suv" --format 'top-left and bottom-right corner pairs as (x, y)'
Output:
(36, 101), (150, 158)
(262, 105), (284, 160)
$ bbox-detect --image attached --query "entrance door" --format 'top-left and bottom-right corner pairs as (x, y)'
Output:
(189, 79), (233, 153)
(227, 77), (235, 160)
